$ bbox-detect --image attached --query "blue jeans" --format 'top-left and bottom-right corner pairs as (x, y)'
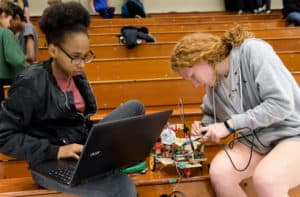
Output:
(32, 170), (137, 197)
(286, 12), (300, 26)
(32, 100), (145, 197)
(97, 7), (115, 19)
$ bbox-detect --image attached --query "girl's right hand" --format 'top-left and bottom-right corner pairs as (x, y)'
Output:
(57, 143), (84, 160)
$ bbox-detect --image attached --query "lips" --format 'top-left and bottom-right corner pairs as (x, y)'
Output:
(73, 71), (83, 76)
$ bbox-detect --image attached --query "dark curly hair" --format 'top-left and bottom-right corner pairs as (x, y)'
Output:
(38, 1), (90, 45)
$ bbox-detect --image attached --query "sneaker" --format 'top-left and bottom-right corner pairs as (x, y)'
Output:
(258, 7), (264, 13)
(237, 10), (243, 15)
(253, 9), (258, 14)
(266, 10), (271, 14)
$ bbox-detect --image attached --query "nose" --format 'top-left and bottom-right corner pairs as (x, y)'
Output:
(77, 60), (85, 69)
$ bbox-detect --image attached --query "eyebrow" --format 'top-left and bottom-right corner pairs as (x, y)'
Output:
(70, 51), (90, 57)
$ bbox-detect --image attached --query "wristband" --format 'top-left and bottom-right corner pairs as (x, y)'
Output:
(224, 119), (235, 133)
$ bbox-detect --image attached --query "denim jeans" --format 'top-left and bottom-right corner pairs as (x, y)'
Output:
(32, 100), (145, 197)
(32, 170), (137, 197)
(286, 12), (300, 26)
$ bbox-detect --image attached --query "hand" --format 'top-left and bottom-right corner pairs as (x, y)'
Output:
(57, 143), (83, 160)
(191, 121), (206, 136)
(201, 122), (231, 143)
(92, 9), (98, 15)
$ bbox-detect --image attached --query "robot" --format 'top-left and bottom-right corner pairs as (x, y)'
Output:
(149, 123), (207, 177)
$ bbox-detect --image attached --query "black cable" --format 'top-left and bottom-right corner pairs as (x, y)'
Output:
(168, 191), (187, 197)
(160, 191), (187, 197)
(219, 126), (274, 172)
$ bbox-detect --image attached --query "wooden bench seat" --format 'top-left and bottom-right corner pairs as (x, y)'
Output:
(37, 36), (300, 60)
(33, 11), (282, 32)
(90, 77), (204, 109)
(38, 27), (300, 47)
(2, 164), (300, 197)
(0, 166), (213, 197)
(35, 19), (287, 36)
(35, 16), (283, 34)
(86, 13), (281, 26)
(146, 10), (282, 17)
(0, 177), (77, 196)
(31, 10), (282, 26)
(83, 51), (300, 81)
(4, 73), (300, 115)
(87, 20), (287, 34)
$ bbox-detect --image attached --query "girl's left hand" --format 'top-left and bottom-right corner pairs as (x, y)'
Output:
(201, 122), (231, 143)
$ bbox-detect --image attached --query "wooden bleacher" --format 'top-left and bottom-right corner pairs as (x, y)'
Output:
(37, 36), (300, 60)
(38, 27), (300, 47)
(2, 10), (300, 196)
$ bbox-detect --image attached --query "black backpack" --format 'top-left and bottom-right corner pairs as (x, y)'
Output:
(119, 26), (155, 49)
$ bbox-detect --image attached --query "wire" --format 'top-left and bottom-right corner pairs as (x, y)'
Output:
(217, 127), (255, 172)
(178, 98), (195, 152)
(178, 97), (185, 124)
(218, 126), (273, 172)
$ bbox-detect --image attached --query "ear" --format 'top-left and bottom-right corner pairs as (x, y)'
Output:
(48, 44), (58, 58)
(15, 14), (21, 21)
(0, 12), (6, 19)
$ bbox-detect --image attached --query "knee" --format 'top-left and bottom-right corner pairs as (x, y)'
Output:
(209, 156), (232, 185)
(252, 167), (276, 190)
(126, 100), (145, 115)
(118, 174), (137, 197)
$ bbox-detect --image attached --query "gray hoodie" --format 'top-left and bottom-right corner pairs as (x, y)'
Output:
(201, 38), (300, 154)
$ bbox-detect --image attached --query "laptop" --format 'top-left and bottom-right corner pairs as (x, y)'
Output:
(30, 110), (172, 187)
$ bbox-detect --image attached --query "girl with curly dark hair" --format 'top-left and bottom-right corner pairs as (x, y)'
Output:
(0, 2), (144, 196)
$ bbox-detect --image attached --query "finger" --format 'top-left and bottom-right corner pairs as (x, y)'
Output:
(200, 127), (208, 135)
(70, 144), (84, 153)
(72, 152), (80, 160)
(191, 123), (199, 132)
(202, 134), (210, 142)
(75, 144), (84, 153)
(192, 121), (200, 129)
(191, 130), (201, 136)
(210, 134), (217, 143)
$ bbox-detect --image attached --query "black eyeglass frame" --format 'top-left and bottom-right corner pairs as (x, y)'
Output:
(56, 44), (95, 65)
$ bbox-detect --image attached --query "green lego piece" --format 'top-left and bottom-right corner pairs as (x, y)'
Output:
(120, 161), (147, 174)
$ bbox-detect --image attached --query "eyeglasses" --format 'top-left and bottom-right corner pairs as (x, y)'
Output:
(56, 44), (95, 65)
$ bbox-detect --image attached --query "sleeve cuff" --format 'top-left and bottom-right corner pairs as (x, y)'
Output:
(232, 113), (251, 130)
(46, 145), (60, 160)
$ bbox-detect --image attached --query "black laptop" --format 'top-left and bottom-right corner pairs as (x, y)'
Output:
(30, 110), (172, 187)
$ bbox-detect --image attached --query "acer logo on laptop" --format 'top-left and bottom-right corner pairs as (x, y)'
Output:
(89, 150), (102, 157)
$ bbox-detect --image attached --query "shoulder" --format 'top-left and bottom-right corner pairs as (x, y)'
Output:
(241, 38), (273, 52)
(0, 29), (20, 46)
(239, 38), (276, 60)
(1, 28), (15, 37)
(23, 23), (37, 35)
(14, 61), (50, 88)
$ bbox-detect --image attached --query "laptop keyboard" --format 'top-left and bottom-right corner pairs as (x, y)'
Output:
(47, 167), (75, 184)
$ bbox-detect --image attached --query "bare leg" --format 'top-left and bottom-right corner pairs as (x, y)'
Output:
(209, 142), (264, 197)
(253, 140), (300, 197)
